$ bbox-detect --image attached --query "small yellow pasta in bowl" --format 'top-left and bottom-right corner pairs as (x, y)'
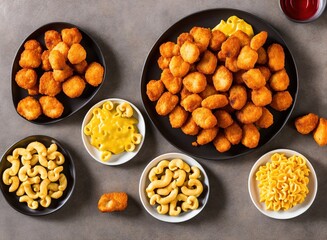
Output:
(248, 149), (317, 219)
(81, 98), (145, 165)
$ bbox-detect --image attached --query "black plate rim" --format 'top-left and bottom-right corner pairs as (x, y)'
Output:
(0, 135), (76, 216)
(140, 8), (299, 160)
(11, 22), (106, 125)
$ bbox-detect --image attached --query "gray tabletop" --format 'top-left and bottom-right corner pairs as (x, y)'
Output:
(1, 1), (327, 239)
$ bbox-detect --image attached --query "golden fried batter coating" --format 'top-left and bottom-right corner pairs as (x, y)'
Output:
(196, 50), (217, 75)
(267, 43), (285, 72)
(201, 94), (228, 109)
(160, 69), (182, 94)
(313, 118), (327, 146)
(229, 85), (247, 110)
(17, 96), (42, 120)
(169, 55), (190, 77)
(62, 75), (86, 98)
(85, 62), (104, 87)
(146, 80), (165, 101)
(159, 41), (180, 58)
(295, 113), (319, 134)
(181, 116), (200, 136)
(209, 29), (227, 51)
(214, 110), (234, 128)
(73, 60), (88, 74)
(255, 107), (274, 129)
(199, 84), (217, 99)
(177, 32), (194, 46)
(224, 122), (242, 145)
(39, 96), (64, 119)
(53, 65), (74, 82)
(52, 41), (70, 59)
(27, 84), (39, 96)
(257, 66), (271, 82)
(256, 47), (268, 65)
(241, 124), (260, 148)
(192, 107), (217, 129)
(213, 65), (233, 92)
(169, 105), (189, 128)
(44, 30), (62, 50)
(180, 41), (200, 64)
(231, 30), (251, 47)
(49, 50), (66, 70)
(157, 56), (171, 70)
(24, 39), (42, 53)
(181, 93), (202, 112)
(221, 36), (241, 58)
(41, 50), (51, 71)
(39, 72), (62, 96)
(155, 92), (179, 116)
(251, 86), (272, 107)
(98, 192), (128, 212)
(270, 91), (293, 111)
(15, 68), (37, 89)
(225, 57), (240, 73)
(237, 45), (258, 70)
(236, 102), (263, 124)
(242, 68), (266, 90)
(190, 27), (211, 53)
(61, 28), (82, 47)
(213, 132), (231, 153)
(193, 127), (218, 146)
(183, 72), (207, 93)
(67, 43), (87, 64)
(250, 31), (268, 51)
(19, 49), (41, 69)
(269, 69), (290, 91)
(217, 50), (226, 62)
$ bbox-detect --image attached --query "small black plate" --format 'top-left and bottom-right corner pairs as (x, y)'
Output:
(12, 22), (106, 124)
(0, 135), (76, 216)
(140, 8), (298, 160)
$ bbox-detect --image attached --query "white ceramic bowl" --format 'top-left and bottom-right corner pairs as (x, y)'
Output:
(248, 149), (318, 219)
(81, 98), (145, 165)
(139, 152), (210, 223)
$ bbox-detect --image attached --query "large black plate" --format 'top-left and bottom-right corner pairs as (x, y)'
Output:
(140, 9), (298, 160)
(0, 135), (76, 215)
(12, 22), (106, 124)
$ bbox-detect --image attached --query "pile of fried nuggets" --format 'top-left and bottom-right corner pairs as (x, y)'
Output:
(146, 27), (293, 153)
(15, 27), (104, 120)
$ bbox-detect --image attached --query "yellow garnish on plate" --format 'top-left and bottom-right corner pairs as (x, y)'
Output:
(212, 15), (254, 37)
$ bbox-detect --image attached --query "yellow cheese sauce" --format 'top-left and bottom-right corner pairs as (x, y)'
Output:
(84, 101), (142, 161)
(212, 15), (254, 37)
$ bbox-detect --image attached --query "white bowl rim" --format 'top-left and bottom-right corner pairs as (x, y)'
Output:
(248, 148), (318, 219)
(81, 98), (146, 166)
(139, 152), (210, 223)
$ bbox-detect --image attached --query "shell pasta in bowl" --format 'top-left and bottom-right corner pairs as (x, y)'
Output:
(81, 98), (145, 165)
(248, 149), (317, 219)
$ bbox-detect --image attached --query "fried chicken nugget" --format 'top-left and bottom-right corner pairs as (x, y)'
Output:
(213, 132), (231, 153)
(241, 124), (260, 148)
(214, 110), (234, 128)
(73, 60), (88, 74)
(39, 96), (64, 119)
(313, 118), (327, 146)
(192, 127), (218, 146)
(61, 28), (82, 47)
(231, 30), (251, 47)
(196, 50), (217, 75)
(236, 45), (258, 70)
(17, 96), (42, 120)
(180, 41), (200, 64)
(85, 62), (104, 87)
(52, 42), (70, 59)
(269, 69), (290, 91)
(181, 93), (202, 112)
(258, 66), (271, 82)
(224, 122), (242, 145)
(67, 43), (87, 64)
(251, 86), (272, 107)
(27, 84), (39, 96)
(221, 36), (241, 58)
(62, 75), (86, 98)
(157, 56), (171, 70)
(250, 31), (268, 51)
(225, 57), (240, 73)
(181, 116), (200, 136)
(212, 65), (233, 92)
(229, 85), (247, 110)
(169, 105), (189, 128)
(159, 41), (180, 58)
(169, 55), (190, 77)
(217, 50), (226, 62)
(49, 50), (66, 70)
(180, 85), (192, 100)
(41, 50), (51, 71)
(242, 68), (266, 90)
(294, 113), (319, 134)
(199, 84), (218, 99)
(44, 30), (62, 50)
(201, 94), (228, 109)
(236, 102), (263, 124)
(182, 72), (207, 93)
(146, 80), (165, 101)
(24, 39), (42, 53)
(39, 72), (62, 96)
(209, 29), (226, 51)
(190, 27), (211, 53)
(15, 68), (37, 89)
(19, 49), (41, 69)
(256, 47), (268, 65)
(160, 69), (182, 94)
(155, 92), (179, 116)
(53, 65), (74, 82)
(192, 107), (217, 129)
(255, 107), (274, 129)
(98, 192), (128, 212)
(267, 43), (285, 72)
(270, 91), (293, 111)
(177, 32), (194, 46)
